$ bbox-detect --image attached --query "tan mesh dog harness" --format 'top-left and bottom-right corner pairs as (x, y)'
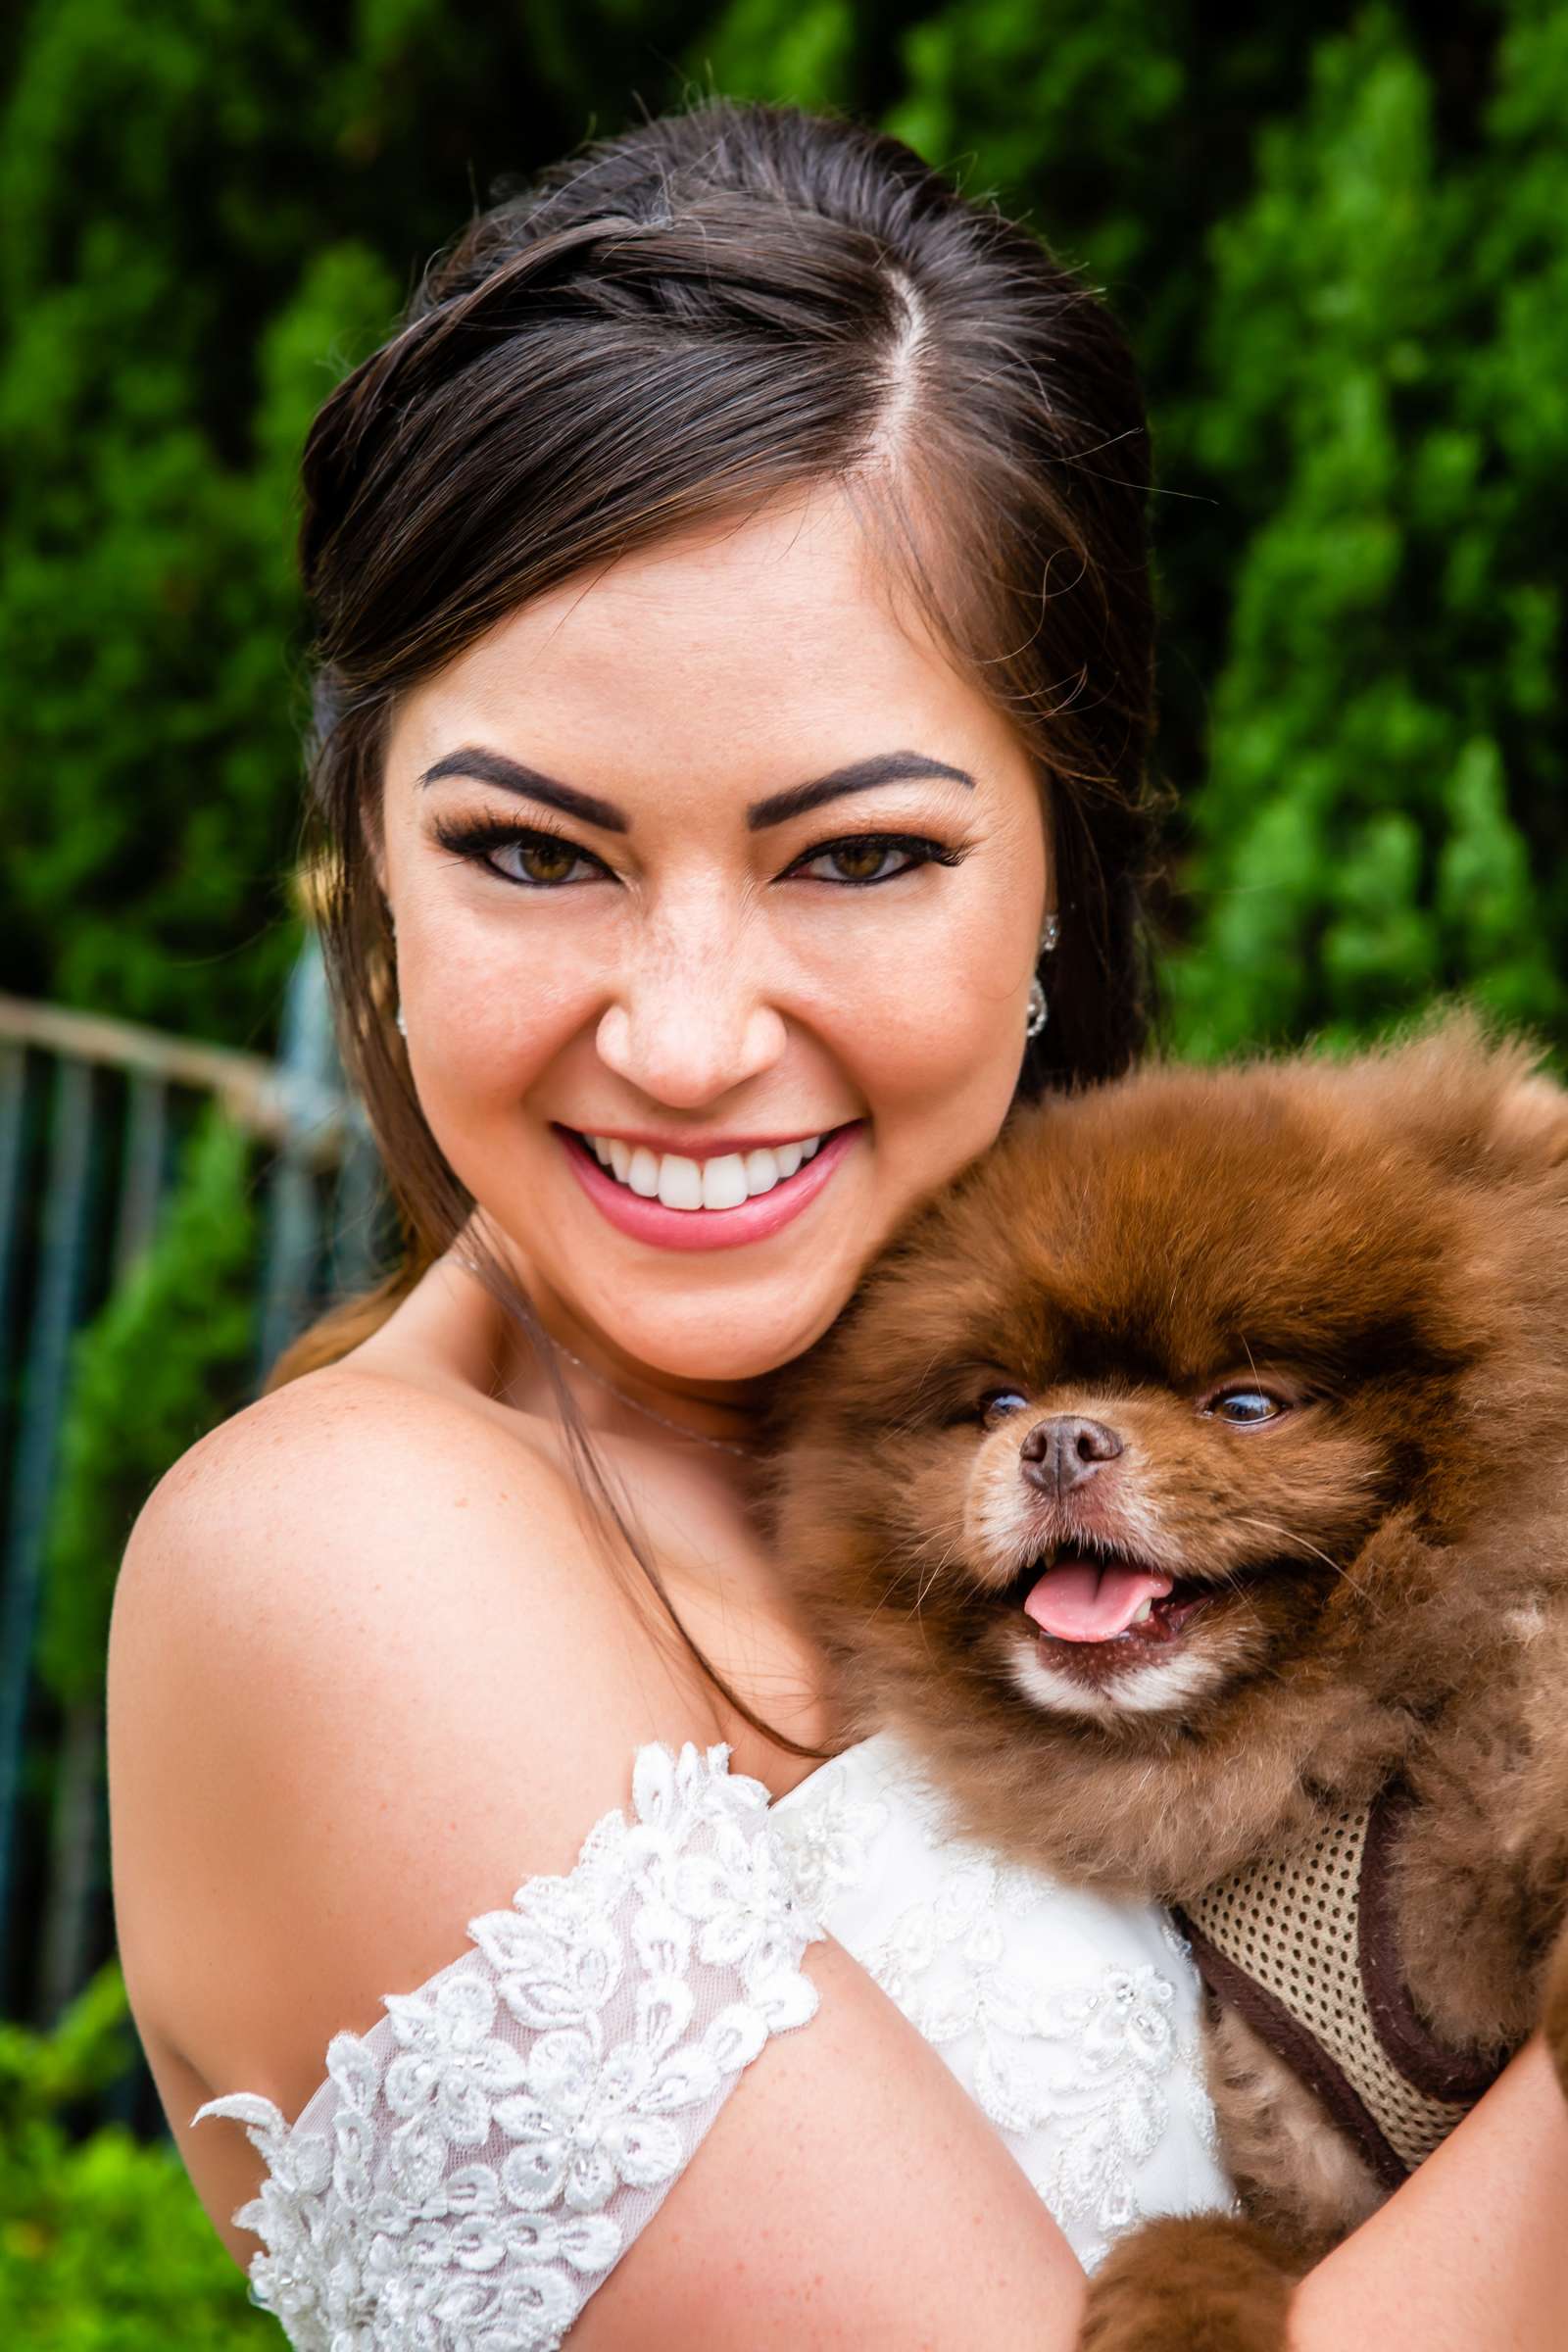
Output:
(1171, 1785), (1508, 2190)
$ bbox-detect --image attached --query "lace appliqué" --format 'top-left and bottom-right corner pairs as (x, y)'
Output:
(772, 1740), (1233, 2268)
(194, 1741), (823, 2350)
(768, 1760), (892, 1914)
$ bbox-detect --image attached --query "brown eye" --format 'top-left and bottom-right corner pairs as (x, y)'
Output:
(514, 838), (584, 884)
(831, 842), (894, 881)
(788, 832), (958, 887)
(979, 1389), (1030, 1427)
(1204, 1389), (1288, 1426)
(432, 813), (607, 889)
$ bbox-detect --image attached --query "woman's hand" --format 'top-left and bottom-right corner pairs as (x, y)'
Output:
(1288, 2034), (1567, 2349)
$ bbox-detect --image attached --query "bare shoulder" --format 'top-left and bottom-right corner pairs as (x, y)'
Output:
(107, 1363), (712, 2260)
(122, 1355), (600, 1611)
(111, 1361), (687, 1865)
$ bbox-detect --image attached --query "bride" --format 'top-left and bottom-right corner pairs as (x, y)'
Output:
(105, 98), (1566, 2347)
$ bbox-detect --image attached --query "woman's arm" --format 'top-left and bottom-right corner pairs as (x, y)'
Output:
(1289, 2034), (1568, 2349)
(577, 1986), (1568, 2351)
(575, 1931), (1088, 2349)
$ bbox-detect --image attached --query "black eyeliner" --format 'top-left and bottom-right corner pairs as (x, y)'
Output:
(781, 831), (972, 885)
(432, 810), (971, 890)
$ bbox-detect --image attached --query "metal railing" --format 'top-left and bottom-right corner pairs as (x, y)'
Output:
(0, 939), (388, 2040)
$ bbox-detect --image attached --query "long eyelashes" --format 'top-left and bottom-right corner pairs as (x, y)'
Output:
(431, 813), (608, 888)
(430, 811), (971, 892)
(784, 832), (970, 886)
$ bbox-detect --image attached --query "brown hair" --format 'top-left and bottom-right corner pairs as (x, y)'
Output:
(268, 97), (1161, 1755)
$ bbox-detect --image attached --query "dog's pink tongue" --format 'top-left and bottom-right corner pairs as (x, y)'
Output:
(1023, 1561), (1174, 1642)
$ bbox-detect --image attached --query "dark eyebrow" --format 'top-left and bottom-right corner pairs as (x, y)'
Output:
(418, 743), (975, 836)
(746, 750), (975, 830)
(419, 748), (628, 833)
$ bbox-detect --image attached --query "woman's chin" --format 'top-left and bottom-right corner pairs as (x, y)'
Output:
(588, 1294), (843, 1390)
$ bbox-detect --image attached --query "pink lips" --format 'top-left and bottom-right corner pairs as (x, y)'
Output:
(559, 1122), (861, 1251)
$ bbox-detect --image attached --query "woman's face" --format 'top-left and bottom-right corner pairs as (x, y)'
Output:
(377, 484), (1051, 1388)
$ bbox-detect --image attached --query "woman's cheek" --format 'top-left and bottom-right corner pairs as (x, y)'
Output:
(830, 908), (1034, 1106)
(409, 918), (603, 1119)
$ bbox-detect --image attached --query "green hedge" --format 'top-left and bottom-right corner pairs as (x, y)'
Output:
(0, 1964), (271, 2346)
(38, 1102), (260, 1711)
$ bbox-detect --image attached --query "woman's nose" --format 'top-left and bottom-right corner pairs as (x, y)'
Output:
(594, 916), (788, 1107)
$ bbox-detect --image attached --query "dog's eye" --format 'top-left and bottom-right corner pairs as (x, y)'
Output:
(978, 1389), (1031, 1427)
(1203, 1388), (1288, 1426)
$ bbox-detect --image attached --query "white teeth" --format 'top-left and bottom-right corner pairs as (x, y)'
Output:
(744, 1148), (780, 1196)
(701, 1153), (749, 1209)
(583, 1131), (832, 1209)
(656, 1153), (703, 1210)
(1130, 1600), (1154, 1626)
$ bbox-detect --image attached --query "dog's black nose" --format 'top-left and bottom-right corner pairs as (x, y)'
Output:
(1020, 1415), (1124, 1494)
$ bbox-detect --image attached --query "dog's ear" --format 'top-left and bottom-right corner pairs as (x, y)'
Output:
(1328, 1007), (1568, 1184)
(1485, 1069), (1568, 1169)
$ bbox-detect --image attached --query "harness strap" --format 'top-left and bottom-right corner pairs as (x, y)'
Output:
(1171, 1785), (1504, 2189)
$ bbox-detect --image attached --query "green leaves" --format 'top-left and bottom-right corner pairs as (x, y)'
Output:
(0, 1968), (271, 2344)
(1146, 3), (1568, 1056)
(693, 0), (858, 108)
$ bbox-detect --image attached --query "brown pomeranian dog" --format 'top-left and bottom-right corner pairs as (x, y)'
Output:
(770, 1017), (1568, 2351)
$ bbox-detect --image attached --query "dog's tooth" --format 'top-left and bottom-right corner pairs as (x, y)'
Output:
(1131, 1599), (1153, 1626)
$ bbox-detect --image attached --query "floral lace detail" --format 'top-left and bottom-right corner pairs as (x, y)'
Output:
(767, 1760), (893, 1913)
(771, 1737), (1236, 2268)
(194, 1741), (823, 2350)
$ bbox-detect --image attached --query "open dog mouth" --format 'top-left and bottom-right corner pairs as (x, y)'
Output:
(1005, 1544), (1223, 1653)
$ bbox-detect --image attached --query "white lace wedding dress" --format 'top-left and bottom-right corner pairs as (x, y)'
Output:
(194, 1730), (1234, 2347)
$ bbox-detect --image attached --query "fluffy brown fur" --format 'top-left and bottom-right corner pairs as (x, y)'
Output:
(769, 1015), (1568, 2349)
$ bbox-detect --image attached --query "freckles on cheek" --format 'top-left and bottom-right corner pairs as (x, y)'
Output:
(416, 940), (590, 1110)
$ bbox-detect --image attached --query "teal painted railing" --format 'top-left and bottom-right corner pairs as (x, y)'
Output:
(0, 939), (387, 2047)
